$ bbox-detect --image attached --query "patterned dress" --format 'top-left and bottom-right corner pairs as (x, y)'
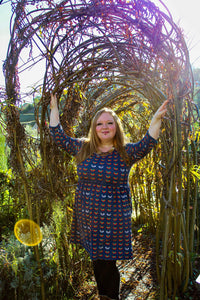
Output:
(50, 124), (157, 260)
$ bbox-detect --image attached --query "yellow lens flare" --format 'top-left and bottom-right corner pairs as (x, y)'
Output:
(14, 219), (42, 246)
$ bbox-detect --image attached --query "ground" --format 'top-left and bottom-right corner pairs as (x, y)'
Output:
(75, 228), (200, 300)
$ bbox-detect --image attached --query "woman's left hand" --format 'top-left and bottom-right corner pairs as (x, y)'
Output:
(148, 100), (169, 140)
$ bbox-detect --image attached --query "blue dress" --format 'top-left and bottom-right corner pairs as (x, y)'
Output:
(50, 124), (157, 260)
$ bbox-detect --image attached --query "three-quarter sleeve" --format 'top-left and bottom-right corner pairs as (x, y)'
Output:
(49, 123), (82, 156)
(125, 130), (157, 165)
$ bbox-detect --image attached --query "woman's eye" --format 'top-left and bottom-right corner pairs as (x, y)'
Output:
(96, 121), (114, 126)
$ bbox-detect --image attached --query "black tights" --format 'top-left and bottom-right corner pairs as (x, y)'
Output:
(92, 259), (120, 300)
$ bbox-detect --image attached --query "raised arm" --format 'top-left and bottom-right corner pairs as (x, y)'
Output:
(49, 93), (83, 155)
(148, 100), (168, 140)
(50, 93), (60, 127)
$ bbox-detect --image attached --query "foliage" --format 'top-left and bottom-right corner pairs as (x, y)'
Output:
(0, 170), (16, 234)
(0, 202), (93, 299)
(0, 132), (8, 171)
(0, 126), (17, 238)
(1, 0), (199, 299)
(0, 236), (42, 299)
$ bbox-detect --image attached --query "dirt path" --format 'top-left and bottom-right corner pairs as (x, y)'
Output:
(118, 231), (158, 300)
(76, 229), (158, 299)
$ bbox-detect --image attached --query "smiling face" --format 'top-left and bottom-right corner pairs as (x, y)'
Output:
(95, 112), (117, 144)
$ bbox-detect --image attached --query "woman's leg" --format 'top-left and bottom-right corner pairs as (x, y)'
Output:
(92, 259), (120, 300)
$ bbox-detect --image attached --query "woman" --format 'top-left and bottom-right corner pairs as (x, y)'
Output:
(49, 94), (168, 300)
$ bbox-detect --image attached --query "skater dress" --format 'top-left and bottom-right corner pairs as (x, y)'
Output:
(50, 124), (157, 260)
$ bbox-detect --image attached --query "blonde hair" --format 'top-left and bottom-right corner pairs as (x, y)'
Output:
(76, 107), (129, 164)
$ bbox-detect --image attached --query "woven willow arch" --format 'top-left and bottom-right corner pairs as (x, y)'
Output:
(3, 0), (198, 299)
(4, 0), (193, 132)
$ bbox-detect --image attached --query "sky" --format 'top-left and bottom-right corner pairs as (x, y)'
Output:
(163, 0), (200, 66)
(0, 0), (200, 98)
